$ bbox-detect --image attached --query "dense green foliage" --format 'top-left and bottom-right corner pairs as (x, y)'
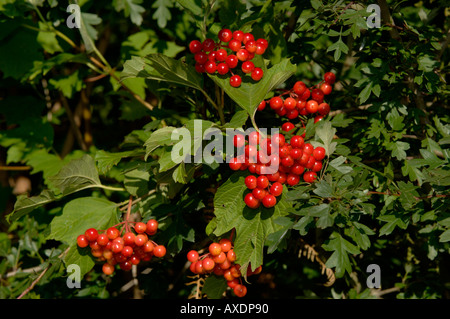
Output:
(0, 0), (449, 299)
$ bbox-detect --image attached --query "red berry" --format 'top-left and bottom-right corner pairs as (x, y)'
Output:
(233, 133), (246, 148)
(290, 163), (305, 176)
(232, 30), (244, 41)
(234, 284), (247, 297)
(153, 245), (166, 258)
(209, 242), (222, 256)
(77, 235), (89, 248)
(245, 175), (257, 189)
(97, 234), (109, 246)
(318, 102), (330, 116)
(106, 227), (120, 240)
(256, 175), (269, 189)
(195, 63), (205, 73)
(256, 38), (268, 49)
(282, 122), (295, 132)
(303, 171), (318, 183)
(290, 135), (304, 148)
(202, 38), (216, 52)
(303, 143), (314, 154)
(312, 161), (323, 172)
(262, 194), (277, 208)
(257, 100), (266, 111)
(229, 157), (242, 170)
(284, 97), (297, 110)
(215, 48), (227, 62)
(219, 238), (232, 252)
(230, 75), (242, 87)
(236, 49), (249, 61)
(218, 28), (233, 42)
(228, 39), (241, 52)
(194, 51), (208, 64)
(202, 257), (216, 271)
(293, 81), (306, 95)
(306, 100), (319, 114)
(251, 67), (263, 81)
(311, 88), (324, 102)
(244, 193), (260, 209)
(241, 61), (255, 73)
(204, 60), (217, 74)
(245, 40), (257, 53)
(217, 62), (229, 75)
(189, 40), (202, 53)
(252, 188), (267, 201)
(84, 228), (98, 242)
(269, 96), (284, 110)
(225, 54), (238, 68)
(285, 108), (299, 119)
(313, 146), (326, 161)
(187, 250), (199, 262)
(102, 263), (115, 275)
(324, 72), (336, 84)
(123, 232), (135, 246)
(286, 173), (300, 186)
(134, 222), (147, 234)
(269, 182), (283, 197)
(146, 219), (159, 234)
(320, 82), (332, 95)
(271, 133), (285, 147)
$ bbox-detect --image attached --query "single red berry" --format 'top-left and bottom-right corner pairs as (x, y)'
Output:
(106, 227), (120, 240)
(215, 48), (228, 62)
(241, 60), (255, 73)
(290, 135), (304, 148)
(281, 122), (295, 132)
(232, 30), (244, 41)
(314, 115), (324, 123)
(204, 60), (217, 74)
(226, 54), (238, 68)
(219, 238), (232, 252)
(284, 97), (297, 110)
(195, 63), (205, 73)
(102, 263), (115, 275)
(202, 257), (216, 271)
(218, 28), (233, 42)
(269, 182), (283, 197)
(202, 38), (216, 52)
(189, 40), (202, 53)
(245, 175), (257, 189)
(135, 234), (148, 246)
(227, 278), (240, 289)
(233, 133), (246, 148)
(311, 88), (324, 103)
(194, 51), (208, 64)
(187, 250), (199, 263)
(312, 160), (323, 172)
(257, 100), (266, 111)
(233, 284), (247, 297)
(313, 146), (326, 161)
(269, 96), (284, 110)
(293, 81), (306, 95)
(134, 222), (147, 234)
(228, 39), (241, 52)
(320, 82), (332, 95)
(244, 193), (260, 209)
(227, 249), (236, 262)
(230, 75), (242, 87)
(256, 175), (269, 189)
(146, 219), (159, 235)
(303, 143), (314, 155)
(290, 148), (302, 160)
(324, 72), (336, 84)
(245, 40), (257, 53)
(251, 67), (263, 81)
(252, 188), (267, 201)
(229, 157), (242, 170)
(236, 49), (249, 61)
(290, 163), (305, 176)
(286, 173), (300, 186)
(97, 234), (109, 246)
(255, 44), (266, 55)
(217, 62), (229, 75)
(303, 171), (318, 183)
(84, 228), (98, 242)
(262, 194), (277, 208)
(207, 243), (221, 257)
(256, 38), (268, 49)
(306, 100), (319, 114)
(285, 108), (299, 120)
(318, 102), (330, 116)
(123, 232), (136, 246)
(153, 245), (166, 258)
(77, 235), (89, 248)
(271, 133), (285, 147)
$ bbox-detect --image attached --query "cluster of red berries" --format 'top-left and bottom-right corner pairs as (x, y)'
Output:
(257, 72), (336, 123)
(187, 238), (261, 297)
(228, 130), (326, 209)
(76, 219), (166, 275)
(189, 28), (269, 87)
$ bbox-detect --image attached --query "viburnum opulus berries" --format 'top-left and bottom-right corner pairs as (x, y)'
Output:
(76, 219), (166, 275)
(186, 238), (261, 297)
(189, 28), (269, 88)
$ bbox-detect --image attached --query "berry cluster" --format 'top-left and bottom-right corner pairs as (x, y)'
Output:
(189, 28), (269, 87)
(257, 72), (336, 123)
(187, 238), (261, 297)
(76, 219), (166, 275)
(228, 130), (326, 209)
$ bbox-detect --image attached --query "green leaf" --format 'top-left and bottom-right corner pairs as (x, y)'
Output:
(322, 232), (360, 278)
(113, 0), (145, 26)
(48, 70), (83, 98)
(123, 162), (153, 197)
(152, 0), (173, 28)
(329, 156), (353, 174)
(63, 244), (95, 279)
(314, 121), (337, 157)
(95, 149), (144, 174)
(47, 197), (119, 244)
(439, 229), (450, 243)
(221, 110), (248, 129)
(7, 189), (57, 223)
(202, 275), (228, 299)
(212, 171), (292, 273)
(378, 214), (408, 236)
(48, 154), (111, 196)
(208, 58), (297, 117)
(144, 126), (177, 158)
(121, 54), (203, 91)
(358, 82), (372, 103)
(386, 141), (410, 161)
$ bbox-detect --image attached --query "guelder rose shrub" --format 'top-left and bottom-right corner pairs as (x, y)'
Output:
(0, 0), (448, 299)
